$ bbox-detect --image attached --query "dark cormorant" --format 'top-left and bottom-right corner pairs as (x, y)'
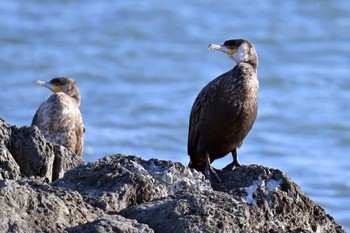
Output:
(32, 77), (84, 156)
(187, 39), (259, 181)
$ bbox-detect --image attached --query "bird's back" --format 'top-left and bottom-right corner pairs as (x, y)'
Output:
(188, 63), (258, 170)
(32, 92), (84, 156)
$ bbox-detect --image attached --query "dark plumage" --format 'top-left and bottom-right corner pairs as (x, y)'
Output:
(188, 39), (259, 180)
(32, 77), (84, 156)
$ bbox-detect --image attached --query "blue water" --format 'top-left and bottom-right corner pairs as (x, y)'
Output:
(1, 0), (349, 230)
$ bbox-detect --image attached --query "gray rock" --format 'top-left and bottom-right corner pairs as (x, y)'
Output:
(215, 166), (341, 232)
(54, 155), (345, 233)
(9, 124), (55, 179)
(120, 165), (346, 233)
(0, 118), (11, 145)
(0, 144), (21, 180)
(120, 191), (247, 233)
(53, 154), (211, 212)
(52, 144), (83, 181)
(0, 118), (346, 232)
(0, 177), (155, 233)
(66, 215), (154, 233)
(0, 118), (83, 181)
(0, 178), (102, 233)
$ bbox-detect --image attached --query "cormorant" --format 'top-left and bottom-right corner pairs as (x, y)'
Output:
(32, 77), (84, 156)
(187, 39), (259, 181)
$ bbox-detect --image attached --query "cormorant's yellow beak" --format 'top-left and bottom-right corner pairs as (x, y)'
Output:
(35, 80), (61, 93)
(208, 43), (237, 56)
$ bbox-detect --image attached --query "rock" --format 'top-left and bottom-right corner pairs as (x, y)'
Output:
(51, 144), (83, 181)
(53, 154), (211, 212)
(0, 118), (11, 144)
(120, 166), (346, 233)
(0, 177), (155, 233)
(0, 118), (346, 232)
(53, 154), (345, 232)
(0, 118), (83, 181)
(120, 191), (247, 233)
(9, 124), (55, 179)
(0, 177), (101, 233)
(66, 215), (154, 233)
(0, 144), (21, 180)
(214, 166), (341, 232)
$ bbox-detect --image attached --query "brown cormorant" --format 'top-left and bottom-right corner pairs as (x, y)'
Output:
(32, 77), (84, 156)
(188, 39), (259, 181)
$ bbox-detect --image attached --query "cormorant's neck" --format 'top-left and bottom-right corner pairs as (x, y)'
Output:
(235, 60), (258, 71)
(233, 42), (258, 70)
(242, 51), (258, 70)
(71, 95), (81, 108)
(66, 89), (81, 108)
(245, 59), (258, 70)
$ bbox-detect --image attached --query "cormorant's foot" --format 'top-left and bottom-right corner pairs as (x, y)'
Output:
(210, 166), (222, 182)
(205, 166), (211, 179)
(223, 162), (243, 171)
(204, 166), (222, 183)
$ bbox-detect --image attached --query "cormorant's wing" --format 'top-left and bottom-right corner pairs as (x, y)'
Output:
(187, 77), (222, 157)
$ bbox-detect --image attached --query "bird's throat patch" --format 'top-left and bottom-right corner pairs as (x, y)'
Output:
(53, 86), (61, 93)
(229, 48), (237, 56)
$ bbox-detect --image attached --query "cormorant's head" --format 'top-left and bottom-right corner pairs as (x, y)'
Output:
(208, 39), (258, 69)
(35, 77), (81, 107)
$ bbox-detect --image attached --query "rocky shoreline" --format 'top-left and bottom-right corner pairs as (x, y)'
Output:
(0, 118), (346, 232)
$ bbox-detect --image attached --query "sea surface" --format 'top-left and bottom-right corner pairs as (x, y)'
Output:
(1, 0), (349, 230)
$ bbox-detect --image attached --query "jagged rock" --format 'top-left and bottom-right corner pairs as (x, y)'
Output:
(0, 118), (346, 232)
(0, 178), (102, 232)
(120, 166), (346, 233)
(0, 177), (155, 233)
(0, 144), (21, 180)
(0, 118), (11, 144)
(53, 155), (345, 233)
(214, 166), (341, 232)
(53, 154), (211, 212)
(0, 118), (83, 181)
(51, 144), (83, 181)
(120, 191), (247, 233)
(9, 124), (55, 179)
(66, 215), (154, 233)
